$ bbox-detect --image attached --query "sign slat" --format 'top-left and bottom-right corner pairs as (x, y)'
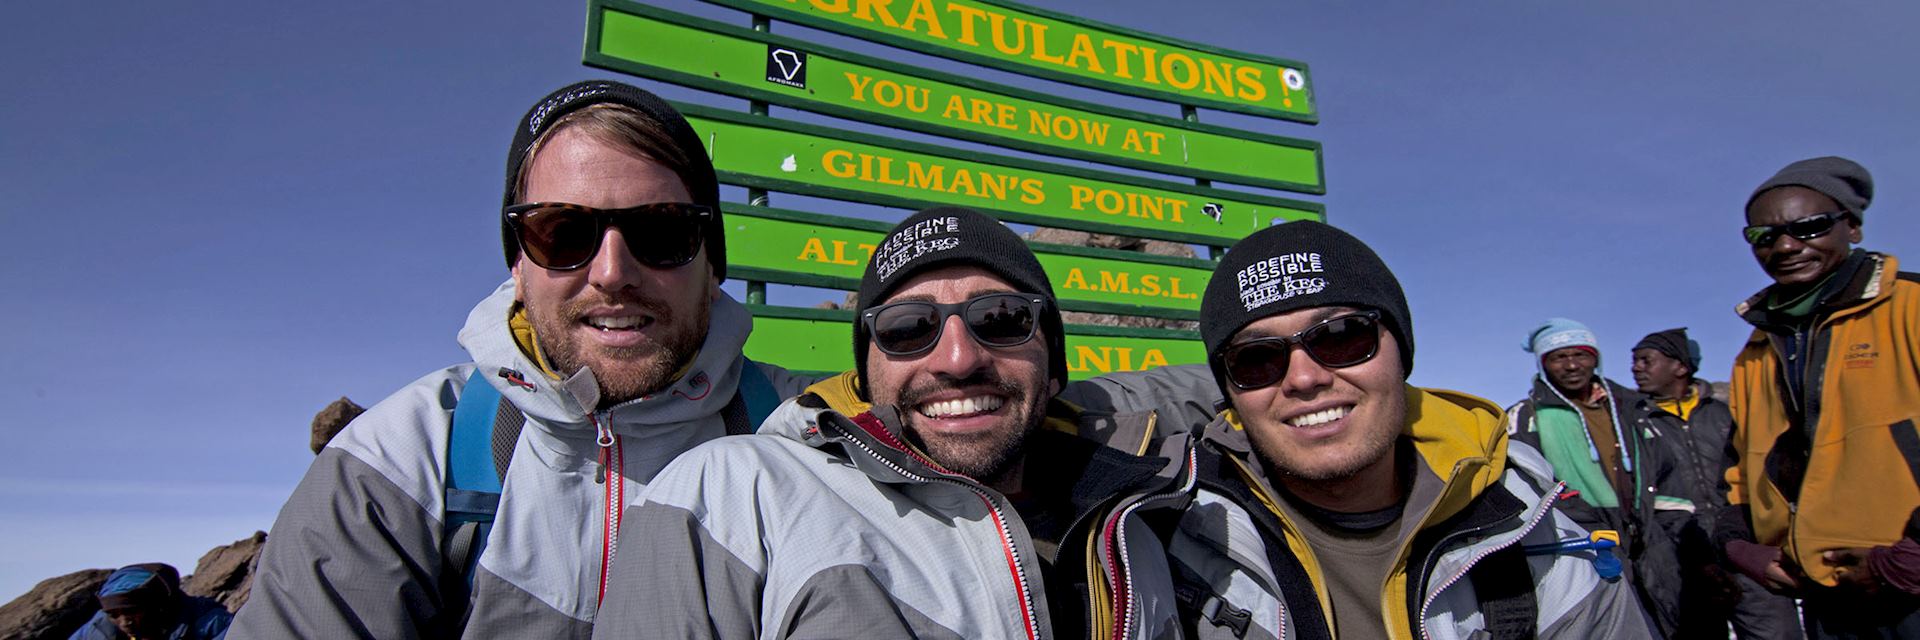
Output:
(681, 104), (1323, 247)
(586, 2), (1324, 193)
(724, 204), (1210, 319)
(742, 305), (1205, 379)
(695, 0), (1316, 121)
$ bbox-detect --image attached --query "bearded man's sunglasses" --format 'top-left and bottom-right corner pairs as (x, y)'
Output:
(864, 293), (1047, 356)
(1743, 211), (1854, 248)
(1216, 310), (1383, 390)
(504, 202), (713, 271)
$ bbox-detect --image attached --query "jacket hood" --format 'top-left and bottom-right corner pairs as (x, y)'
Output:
(455, 279), (754, 434)
(1211, 385), (1509, 526)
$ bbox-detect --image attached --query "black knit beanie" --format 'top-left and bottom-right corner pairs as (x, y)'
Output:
(853, 207), (1064, 398)
(501, 80), (725, 279)
(1633, 327), (1701, 374)
(1200, 221), (1413, 390)
(1747, 156), (1873, 221)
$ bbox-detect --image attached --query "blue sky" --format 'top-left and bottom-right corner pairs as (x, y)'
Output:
(3, 0), (1916, 600)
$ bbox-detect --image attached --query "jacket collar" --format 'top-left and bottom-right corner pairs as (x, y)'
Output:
(1202, 385), (1511, 531)
(454, 279), (754, 435)
(787, 371), (1176, 496)
(1738, 250), (1895, 335)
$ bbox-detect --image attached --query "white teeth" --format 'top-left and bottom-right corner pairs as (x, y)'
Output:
(1287, 406), (1351, 428)
(918, 396), (1005, 418)
(587, 316), (649, 330)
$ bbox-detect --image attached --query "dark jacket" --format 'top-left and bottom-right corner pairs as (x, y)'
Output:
(1643, 379), (1737, 533)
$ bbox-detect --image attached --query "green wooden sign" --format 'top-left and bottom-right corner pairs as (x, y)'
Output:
(681, 104), (1323, 246)
(743, 305), (1205, 379)
(724, 204), (1211, 319)
(586, 2), (1324, 193)
(696, 0), (1315, 122)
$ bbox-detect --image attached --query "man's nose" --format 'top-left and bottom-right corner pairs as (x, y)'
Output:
(922, 314), (989, 378)
(587, 226), (647, 291)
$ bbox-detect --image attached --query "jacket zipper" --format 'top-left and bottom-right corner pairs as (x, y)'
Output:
(1214, 451), (1293, 640)
(1416, 482), (1563, 640)
(1100, 446), (1198, 639)
(829, 417), (1041, 640)
(592, 413), (623, 607)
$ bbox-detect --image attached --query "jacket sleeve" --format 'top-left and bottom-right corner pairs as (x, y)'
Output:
(229, 374), (462, 640)
(1059, 364), (1221, 435)
(591, 455), (764, 634)
(1533, 509), (1662, 640)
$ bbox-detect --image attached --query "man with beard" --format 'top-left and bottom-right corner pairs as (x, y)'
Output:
(1720, 156), (1920, 637)
(591, 207), (1197, 639)
(1508, 318), (1689, 636)
(231, 81), (813, 638)
(1169, 222), (1653, 639)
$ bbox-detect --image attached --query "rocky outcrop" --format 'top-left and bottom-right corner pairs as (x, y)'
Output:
(181, 532), (264, 612)
(311, 397), (365, 454)
(0, 569), (110, 640)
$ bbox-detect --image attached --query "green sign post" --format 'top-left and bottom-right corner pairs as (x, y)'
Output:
(586, 1), (1324, 193)
(696, 0), (1317, 121)
(682, 104), (1323, 246)
(743, 306), (1206, 379)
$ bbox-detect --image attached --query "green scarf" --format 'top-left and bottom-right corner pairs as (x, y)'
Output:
(1533, 405), (1622, 508)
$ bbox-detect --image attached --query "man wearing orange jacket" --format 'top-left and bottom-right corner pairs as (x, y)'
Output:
(1720, 156), (1920, 638)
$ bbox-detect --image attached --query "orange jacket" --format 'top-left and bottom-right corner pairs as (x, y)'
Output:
(1726, 251), (1920, 586)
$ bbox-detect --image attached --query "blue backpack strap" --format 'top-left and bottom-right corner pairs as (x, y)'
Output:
(442, 368), (513, 630)
(737, 359), (781, 430)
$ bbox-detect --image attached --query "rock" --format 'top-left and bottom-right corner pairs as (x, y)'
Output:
(181, 532), (264, 612)
(1709, 380), (1730, 404)
(311, 397), (364, 454)
(0, 568), (110, 640)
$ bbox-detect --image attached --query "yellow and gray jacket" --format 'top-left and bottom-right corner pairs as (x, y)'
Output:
(1168, 386), (1657, 640)
(1725, 250), (1920, 587)
(590, 372), (1197, 640)
(229, 281), (812, 639)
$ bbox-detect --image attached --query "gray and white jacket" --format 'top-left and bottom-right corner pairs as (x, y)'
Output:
(229, 281), (810, 639)
(590, 372), (1197, 640)
(1168, 386), (1658, 640)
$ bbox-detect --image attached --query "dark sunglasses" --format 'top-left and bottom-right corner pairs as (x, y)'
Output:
(863, 293), (1047, 357)
(1743, 211), (1853, 248)
(1216, 310), (1383, 390)
(504, 202), (713, 271)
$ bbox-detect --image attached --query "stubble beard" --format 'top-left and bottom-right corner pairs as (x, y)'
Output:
(896, 372), (1044, 486)
(1256, 396), (1406, 483)
(531, 290), (710, 407)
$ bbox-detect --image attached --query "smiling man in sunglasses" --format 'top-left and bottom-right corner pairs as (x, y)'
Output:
(233, 81), (813, 639)
(1169, 221), (1652, 639)
(592, 207), (1196, 639)
(1719, 156), (1920, 637)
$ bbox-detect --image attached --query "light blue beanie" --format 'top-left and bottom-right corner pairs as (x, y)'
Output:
(1523, 317), (1599, 360)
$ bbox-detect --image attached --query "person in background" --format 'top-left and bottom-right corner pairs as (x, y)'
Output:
(1633, 327), (1803, 639)
(1721, 155), (1920, 638)
(1508, 317), (1689, 636)
(69, 563), (231, 640)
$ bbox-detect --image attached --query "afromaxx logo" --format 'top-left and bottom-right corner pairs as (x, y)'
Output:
(766, 45), (808, 89)
(1236, 252), (1327, 312)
